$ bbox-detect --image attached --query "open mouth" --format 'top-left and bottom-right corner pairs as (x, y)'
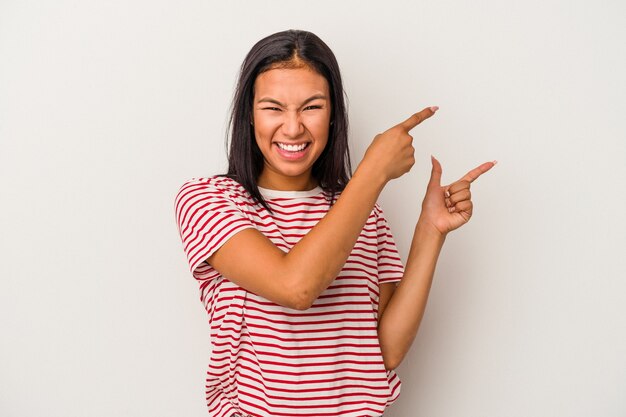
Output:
(274, 142), (312, 160)
(276, 142), (310, 152)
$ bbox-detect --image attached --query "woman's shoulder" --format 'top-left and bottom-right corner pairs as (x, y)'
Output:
(178, 175), (244, 191)
(175, 175), (252, 204)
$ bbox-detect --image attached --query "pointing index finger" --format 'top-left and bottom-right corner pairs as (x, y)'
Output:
(460, 161), (498, 183)
(399, 106), (439, 131)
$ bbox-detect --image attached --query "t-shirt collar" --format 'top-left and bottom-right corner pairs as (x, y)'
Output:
(257, 185), (323, 199)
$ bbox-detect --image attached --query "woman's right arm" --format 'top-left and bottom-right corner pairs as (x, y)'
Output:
(208, 107), (437, 310)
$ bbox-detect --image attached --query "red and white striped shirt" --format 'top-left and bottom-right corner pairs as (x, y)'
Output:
(175, 176), (405, 417)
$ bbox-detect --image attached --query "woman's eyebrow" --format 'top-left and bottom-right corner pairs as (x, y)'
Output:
(301, 94), (327, 105)
(256, 94), (328, 107)
(257, 97), (285, 106)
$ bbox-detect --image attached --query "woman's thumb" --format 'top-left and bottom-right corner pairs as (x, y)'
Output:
(429, 155), (443, 187)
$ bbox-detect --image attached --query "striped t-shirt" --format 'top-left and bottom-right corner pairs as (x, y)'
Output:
(175, 176), (405, 417)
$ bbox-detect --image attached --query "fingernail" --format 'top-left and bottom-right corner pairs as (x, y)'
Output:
(445, 190), (450, 198)
(430, 106), (439, 112)
(448, 207), (455, 213)
(493, 160), (498, 165)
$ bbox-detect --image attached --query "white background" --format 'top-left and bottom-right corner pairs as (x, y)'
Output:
(1, 1), (625, 416)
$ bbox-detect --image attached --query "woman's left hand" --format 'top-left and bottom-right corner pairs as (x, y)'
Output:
(418, 156), (496, 236)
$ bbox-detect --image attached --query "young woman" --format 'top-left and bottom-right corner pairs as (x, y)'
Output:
(175, 29), (494, 417)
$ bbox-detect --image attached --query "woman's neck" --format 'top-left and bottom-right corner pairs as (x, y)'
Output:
(257, 169), (318, 191)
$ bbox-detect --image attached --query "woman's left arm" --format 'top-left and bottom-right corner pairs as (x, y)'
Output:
(377, 156), (496, 370)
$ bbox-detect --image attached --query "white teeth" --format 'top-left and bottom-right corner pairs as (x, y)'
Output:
(277, 143), (308, 152)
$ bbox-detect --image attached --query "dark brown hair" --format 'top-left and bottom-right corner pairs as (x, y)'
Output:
(225, 29), (351, 211)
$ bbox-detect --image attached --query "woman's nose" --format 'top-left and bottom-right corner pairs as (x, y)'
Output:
(281, 111), (305, 138)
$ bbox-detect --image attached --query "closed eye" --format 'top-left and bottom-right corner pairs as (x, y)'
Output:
(304, 105), (323, 111)
(262, 107), (282, 111)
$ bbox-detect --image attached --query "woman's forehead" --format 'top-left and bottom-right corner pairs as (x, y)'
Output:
(254, 67), (329, 101)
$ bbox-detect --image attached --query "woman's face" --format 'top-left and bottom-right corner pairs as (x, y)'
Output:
(252, 66), (331, 191)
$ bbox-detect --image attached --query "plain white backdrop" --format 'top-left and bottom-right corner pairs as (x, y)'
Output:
(1, 1), (625, 416)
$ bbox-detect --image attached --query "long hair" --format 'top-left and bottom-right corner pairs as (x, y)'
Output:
(225, 29), (351, 212)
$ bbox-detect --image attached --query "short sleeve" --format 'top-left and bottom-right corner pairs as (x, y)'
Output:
(174, 177), (256, 278)
(375, 204), (405, 284)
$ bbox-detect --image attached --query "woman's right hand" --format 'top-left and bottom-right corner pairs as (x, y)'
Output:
(360, 106), (438, 182)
